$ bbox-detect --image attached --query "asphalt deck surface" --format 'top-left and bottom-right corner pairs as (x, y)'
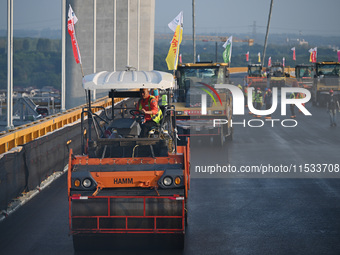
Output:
(1, 76), (340, 255)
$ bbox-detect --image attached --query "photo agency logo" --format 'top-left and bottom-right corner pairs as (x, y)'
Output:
(200, 84), (312, 128)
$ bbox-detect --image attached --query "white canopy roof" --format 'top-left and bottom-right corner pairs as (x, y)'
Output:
(82, 70), (175, 90)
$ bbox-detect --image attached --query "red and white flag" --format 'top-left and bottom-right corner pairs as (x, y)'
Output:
(268, 56), (272, 67)
(291, 47), (296, 61)
(312, 48), (317, 63)
(68, 5), (81, 64)
(309, 47), (317, 63)
(283, 57), (285, 67)
(246, 51), (249, 62)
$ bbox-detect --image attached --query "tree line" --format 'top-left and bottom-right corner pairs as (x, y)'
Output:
(0, 37), (61, 91)
(0, 37), (338, 91)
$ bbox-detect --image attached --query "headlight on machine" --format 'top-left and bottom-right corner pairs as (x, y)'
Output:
(158, 170), (184, 189)
(213, 110), (223, 115)
(163, 176), (173, 186)
(82, 178), (92, 188)
(71, 172), (97, 191)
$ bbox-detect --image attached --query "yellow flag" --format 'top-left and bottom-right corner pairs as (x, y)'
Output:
(258, 52), (261, 63)
(165, 25), (183, 70)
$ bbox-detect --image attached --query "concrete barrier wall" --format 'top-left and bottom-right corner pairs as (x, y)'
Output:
(0, 122), (82, 211)
(0, 148), (27, 211)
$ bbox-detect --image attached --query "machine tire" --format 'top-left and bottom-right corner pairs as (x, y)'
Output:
(176, 233), (185, 250)
(169, 233), (185, 250)
(176, 127), (187, 146)
(213, 126), (225, 147)
(73, 233), (184, 251)
(226, 126), (233, 142)
(73, 235), (91, 252)
(185, 207), (188, 226)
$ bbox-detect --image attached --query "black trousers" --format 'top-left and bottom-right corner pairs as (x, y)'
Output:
(290, 104), (295, 116)
(140, 120), (158, 137)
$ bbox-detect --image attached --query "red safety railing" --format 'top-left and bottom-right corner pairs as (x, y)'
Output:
(69, 195), (185, 234)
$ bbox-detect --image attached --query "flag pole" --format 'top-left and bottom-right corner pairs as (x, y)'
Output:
(80, 63), (84, 78)
(61, 0), (66, 112)
(192, 0), (196, 63)
(93, 0), (97, 101)
(6, 0), (14, 130)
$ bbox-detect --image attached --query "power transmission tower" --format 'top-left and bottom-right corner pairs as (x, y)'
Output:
(262, 0), (274, 67)
(252, 21), (257, 40)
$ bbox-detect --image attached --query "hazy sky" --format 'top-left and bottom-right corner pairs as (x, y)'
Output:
(0, 0), (339, 36)
(155, 0), (340, 36)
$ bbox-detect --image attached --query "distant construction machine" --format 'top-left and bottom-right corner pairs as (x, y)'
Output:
(174, 62), (233, 147)
(244, 64), (267, 89)
(295, 64), (315, 90)
(268, 62), (290, 88)
(312, 61), (340, 106)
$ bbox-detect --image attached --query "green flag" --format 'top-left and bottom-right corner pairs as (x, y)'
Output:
(223, 36), (232, 63)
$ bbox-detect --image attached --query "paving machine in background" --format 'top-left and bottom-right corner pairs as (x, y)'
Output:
(312, 61), (340, 106)
(295, 64), (315, 90)
(244, 64), (267, 89)
(174, 62), (233, 147)
(268, 62), (290, 88)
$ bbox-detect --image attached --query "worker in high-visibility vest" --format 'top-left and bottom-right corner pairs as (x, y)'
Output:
(237, 84), (246, 107)
(254, 88), (263, 117)
(137, 88), (163, 137)
(244, 85), (248, 107)
(326, 89), (340, 127)
(161, 94), (168, 106)
(264, 88), (273, 119)
(248, 86), (256, 114)
(150, 89), (160, 102)
(297, 92), (305, 113)
(290, 92), (296, 118)
(255, 87), (263, 110)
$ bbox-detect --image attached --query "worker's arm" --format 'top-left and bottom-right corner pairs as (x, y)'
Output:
(141, 98), (158, 115)
(141, 109), (152, 115)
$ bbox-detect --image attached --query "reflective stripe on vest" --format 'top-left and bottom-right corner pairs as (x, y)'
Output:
(139, 95), (163, 124)
(161, 94), (168, 106)
(255, 92), (263, 103)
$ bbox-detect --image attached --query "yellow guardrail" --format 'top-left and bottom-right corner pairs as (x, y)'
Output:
(229, 67), (295, 75)
(0, 96), (122, 154)
(229, 67), (248, 73)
